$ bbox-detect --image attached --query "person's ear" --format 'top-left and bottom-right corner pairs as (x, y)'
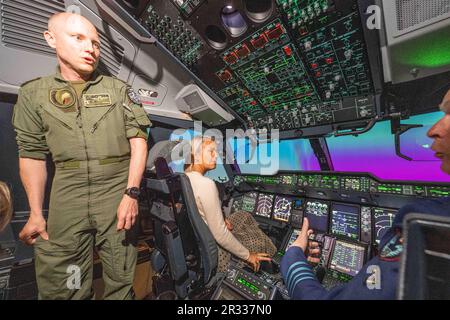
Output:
(44, 30), (56, 49)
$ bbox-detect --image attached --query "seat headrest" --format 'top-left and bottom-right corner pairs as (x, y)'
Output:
(147, 140), (191, 174)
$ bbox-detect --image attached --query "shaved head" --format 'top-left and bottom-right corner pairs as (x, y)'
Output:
(44, 12), (100, 81)
(48, 12), (96, 34)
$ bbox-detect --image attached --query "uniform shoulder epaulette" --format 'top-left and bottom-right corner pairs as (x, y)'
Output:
(112, 76), (127, 86)
(20, 77), (42, 89)
(20, 77), (41, 88)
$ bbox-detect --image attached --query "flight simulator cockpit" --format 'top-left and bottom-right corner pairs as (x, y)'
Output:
(0, 0), (449, 301)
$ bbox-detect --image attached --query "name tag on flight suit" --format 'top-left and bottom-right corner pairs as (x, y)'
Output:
(83, 93), (112, 107)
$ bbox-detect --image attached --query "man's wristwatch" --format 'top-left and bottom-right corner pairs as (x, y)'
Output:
(125, 187), (140, 199)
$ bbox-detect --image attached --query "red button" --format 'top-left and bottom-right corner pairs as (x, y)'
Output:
(283, 45), (292, 56)
(325, 57), (334, 64)
(311, 63), (318, 69)
(299, 27), (308, 36)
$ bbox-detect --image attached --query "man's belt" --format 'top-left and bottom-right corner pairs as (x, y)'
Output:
(54, 156), (130, 169)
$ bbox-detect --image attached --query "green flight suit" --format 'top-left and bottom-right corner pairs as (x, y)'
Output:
(12, 69), (151, 300)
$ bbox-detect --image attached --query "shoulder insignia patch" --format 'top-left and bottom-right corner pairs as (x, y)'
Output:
(379, 233), (403, 261)
(50, 87), (76, 109)
(127, 87), (141, 105)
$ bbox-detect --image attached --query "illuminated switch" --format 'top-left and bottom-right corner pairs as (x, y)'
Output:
(251, 34), (268, 49)
(218, 70), (233, 82)
(325, 91), (332, 99)
(329, 83), (335, 91)
(345, 49), (353, 59)
(334, 75), (341, 82)
(314, 3), (321, 14)
(224, 52), (238, 64)
(235, 44), (250, 59)
(304, 41), (312, 51)
(299, 26), (309, 35)
(266, 24), (284, 40)
(325, 57), (334, 64)
(264, 66), (271, 73)
(283, 45), (292, 56)
(311, 62), (318, 69)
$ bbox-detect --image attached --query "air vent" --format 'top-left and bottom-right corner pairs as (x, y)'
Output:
(396, 0), (450, 31)
(0, 0), (125, 76)
(97, 32), (125, 76)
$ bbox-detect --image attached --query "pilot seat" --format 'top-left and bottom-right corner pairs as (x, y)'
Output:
(144, 141), (220, 299)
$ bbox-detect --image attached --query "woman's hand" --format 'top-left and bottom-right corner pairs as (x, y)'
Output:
(246, 252), (271, 272)
(224, 218), (233, 231)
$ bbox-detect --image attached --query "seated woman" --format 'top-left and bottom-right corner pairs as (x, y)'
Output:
(184, 136), (276, 273)
(0, 181), (13, 232)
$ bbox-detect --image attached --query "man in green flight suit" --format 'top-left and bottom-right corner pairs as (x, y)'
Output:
(12, 12), (151, 299)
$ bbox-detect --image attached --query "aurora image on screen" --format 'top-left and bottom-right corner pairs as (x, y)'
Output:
(327, 112), (450, 183)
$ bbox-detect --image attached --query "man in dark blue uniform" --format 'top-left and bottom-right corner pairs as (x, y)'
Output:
(281, 89), (450, 299)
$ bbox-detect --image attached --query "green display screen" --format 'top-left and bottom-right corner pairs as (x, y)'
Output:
(262, 177), (281, 185)
(237, 278), (260, 294)
(378, 185), (402, 193)
(428, 188), (450, 197)
(245, 176), (260, 183)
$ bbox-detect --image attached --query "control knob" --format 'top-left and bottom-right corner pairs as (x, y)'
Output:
(257, 291), (267, 300)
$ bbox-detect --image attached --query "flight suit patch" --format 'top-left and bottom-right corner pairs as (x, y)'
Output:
(127, 87), (141, 104)
(379, 233), (403, 261)
(49, 88), (76, 109)
(83, 93), (112, 107)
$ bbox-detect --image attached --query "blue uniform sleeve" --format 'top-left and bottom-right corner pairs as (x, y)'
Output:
(281, 246), (347, 300)
(281, 246), (398, 300)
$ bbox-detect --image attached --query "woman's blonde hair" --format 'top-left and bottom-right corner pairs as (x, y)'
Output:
(0, 181), (13, 232)
(184, 136), (216, 172)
